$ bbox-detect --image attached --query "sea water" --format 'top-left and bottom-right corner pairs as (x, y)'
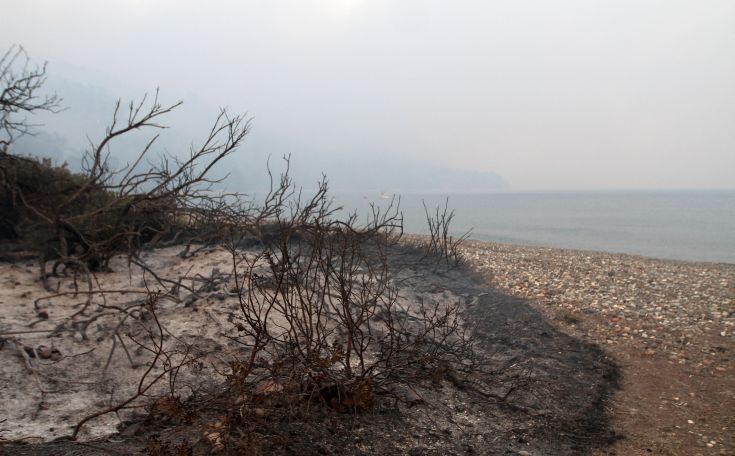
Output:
(332, 190), (735, 264)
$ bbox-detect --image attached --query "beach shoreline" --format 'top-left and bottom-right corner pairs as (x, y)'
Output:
(457, 238), (734, 455)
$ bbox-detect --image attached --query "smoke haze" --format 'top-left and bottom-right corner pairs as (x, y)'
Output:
(2, 0), (734, 191)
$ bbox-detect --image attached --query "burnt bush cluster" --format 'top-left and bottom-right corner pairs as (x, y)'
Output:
(0, 154), (172, 262)
(1, 46), (473, 452)
(1, 92), (248, 285)
(225, 182), (471, 406)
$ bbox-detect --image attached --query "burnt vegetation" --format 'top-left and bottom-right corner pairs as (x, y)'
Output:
(0, 47), (488, 454)
(1, 47), (623, 456)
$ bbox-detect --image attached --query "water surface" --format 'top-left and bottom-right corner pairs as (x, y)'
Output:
(332, 191), (735, 264)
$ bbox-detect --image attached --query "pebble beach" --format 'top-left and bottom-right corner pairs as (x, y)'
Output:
(462, 241), (734, 351)
(460, 240), (735, 455)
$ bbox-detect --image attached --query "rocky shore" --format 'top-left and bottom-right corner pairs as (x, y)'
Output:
(460, 240), (734, 455)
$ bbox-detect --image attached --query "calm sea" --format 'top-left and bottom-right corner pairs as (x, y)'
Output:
(332, 191), (735, 264)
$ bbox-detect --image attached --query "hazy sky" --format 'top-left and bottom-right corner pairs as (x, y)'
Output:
(3, 0), (734, 191)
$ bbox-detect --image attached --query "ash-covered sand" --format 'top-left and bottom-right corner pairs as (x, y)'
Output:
(0, 247), (240, 441)
(1, 239), (732, 455)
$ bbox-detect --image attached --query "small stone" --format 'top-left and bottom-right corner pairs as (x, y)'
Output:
(120, 422), (142, 437)
(36, 345), (53, 359)
(73, 332), (84, 343)
(687, 419), (694, 424)
(404, 388), (424, 406)
(183, 294), (198, 307)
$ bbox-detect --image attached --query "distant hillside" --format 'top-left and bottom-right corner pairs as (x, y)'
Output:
(12, 65), (507, 194)
(265, 154), (507, 194)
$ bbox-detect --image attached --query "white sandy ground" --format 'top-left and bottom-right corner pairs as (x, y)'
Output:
(0, 245), (465, 443)
(0, 246), (235, 441)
